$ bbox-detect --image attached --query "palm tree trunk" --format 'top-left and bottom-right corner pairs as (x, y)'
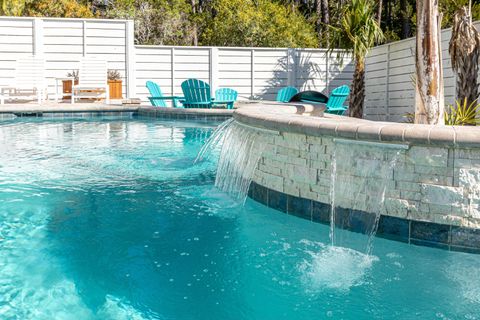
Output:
(349, 58), (366, 118)
(449, 7), (480, 107)
(400, 0), (410, 38)
(415, 0), (444, 124)
(191, 0), (198, 46)
(376, 0), (382, 26)
(316, 0), (330, 46)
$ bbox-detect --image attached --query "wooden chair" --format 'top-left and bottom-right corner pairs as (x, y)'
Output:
(1, 56), (47, 104)
(72, 57), (109, 104)
(181, 79), (213, 108)
(325, 85), (350, 115)
(213, 88), (238, 109)
(146, 81), (184, 107)
(276, 86), (299, 103)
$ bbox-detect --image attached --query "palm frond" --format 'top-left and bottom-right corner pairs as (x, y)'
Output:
(445, 98), (480, 125)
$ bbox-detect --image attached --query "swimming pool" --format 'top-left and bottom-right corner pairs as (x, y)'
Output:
(0, 117), (479, 319)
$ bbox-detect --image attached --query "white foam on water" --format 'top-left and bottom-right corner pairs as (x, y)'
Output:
(96, 295), (159, 320)
(298, 244), (378, 292)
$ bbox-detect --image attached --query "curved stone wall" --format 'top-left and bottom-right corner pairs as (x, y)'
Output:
(235, 103), (480, 253)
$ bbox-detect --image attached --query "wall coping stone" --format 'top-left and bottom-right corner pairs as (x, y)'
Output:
(233, 104), (480, 148)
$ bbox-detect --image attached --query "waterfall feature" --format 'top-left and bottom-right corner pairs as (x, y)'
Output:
(329, 139), (406, 255)
(197, 119), (268, 202)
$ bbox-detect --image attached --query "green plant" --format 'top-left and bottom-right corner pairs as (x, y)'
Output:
(403, 112), (415, 123)
(327, 0), (384, 118)
(445, 98), (480, 125)
(66, 70), (79, 81)
(107, 70), (121, 81)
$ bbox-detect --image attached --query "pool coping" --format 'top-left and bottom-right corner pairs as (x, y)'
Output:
(234, 104), (480, 148)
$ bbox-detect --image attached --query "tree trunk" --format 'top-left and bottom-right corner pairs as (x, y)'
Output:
(316, 0), (330, 46)
(376, 0), (383, 26)
(449, 7), (480, 107)
(415, 0), (444, 124)
(349, 58), (366, 118)
(191, 0), (198, 46)
(400, 0), (410, 38)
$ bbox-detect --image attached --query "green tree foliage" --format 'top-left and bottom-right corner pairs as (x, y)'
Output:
(1, 0), (94, 17)
(200, 0), (318, 47)
(327, 0), (384, 118)
(24, 0), (94, 18)
(105, 0), (195, 45)
(0, 0), (479, 46)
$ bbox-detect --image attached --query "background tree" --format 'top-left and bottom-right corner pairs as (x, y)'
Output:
(415, 0), (444, 124)
(200, 0), (317, 47)
(328, 0), (384, 118)
(449, 6), (480, 107)
(0, 0), (27, 16)
(24, 0), (94, 18)
(105, 0), (195, 45)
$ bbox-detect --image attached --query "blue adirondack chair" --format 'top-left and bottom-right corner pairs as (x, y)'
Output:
(276, 86), (299, 103)
(146, 81), (184, 108)
(213, 88), (238, 109)
(181, 79), (213, 108)
(325, 85), (350, 115)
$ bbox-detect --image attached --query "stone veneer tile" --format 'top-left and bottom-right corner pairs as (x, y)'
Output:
(287, 195), (312, 220)
(377, 216), (409, 242)
(268, 189), (287, 213)
(410, 221), (450, 244)
(450, 227), (480, 248)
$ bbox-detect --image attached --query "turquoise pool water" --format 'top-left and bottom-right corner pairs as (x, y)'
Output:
(0, 117), (479, 320)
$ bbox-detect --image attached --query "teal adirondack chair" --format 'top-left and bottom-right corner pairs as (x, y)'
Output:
(146, 81), (184, 108)
(181, 79), (212, 108)
(276, 86), (299, 103)
(213, 88), (238, 109)
(325, 85), (350, 115)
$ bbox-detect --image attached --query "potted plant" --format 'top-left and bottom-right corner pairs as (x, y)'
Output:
(63, 70), (79, 99)
(108, 69), (122, 99)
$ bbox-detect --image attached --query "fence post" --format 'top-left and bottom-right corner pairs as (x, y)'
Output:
(209, 47), (219, 95)
(171, 47), (175, 96)
(287, 48), (295, 88)
(326, 50), (330, 93)
(82, 21), (87, 56)
(385, 44), (390, 121)
(32, 18), (44, 56)
(251, 49), (255, 99)
(125, 20), (136, 99)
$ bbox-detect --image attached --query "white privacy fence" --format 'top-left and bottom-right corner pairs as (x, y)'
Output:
(0, 16), (353, 104)
(134, 46), (353, 101)
(0, 16), (134, 98)
(363, 23), (480, 122)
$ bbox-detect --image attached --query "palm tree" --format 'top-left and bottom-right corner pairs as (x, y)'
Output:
(449, 5), (480, 107)
(328, 0), (384, 118)
(415, 0), (444, 124)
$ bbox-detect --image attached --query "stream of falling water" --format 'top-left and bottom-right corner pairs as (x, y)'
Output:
(329, 140), (404, 255)
(196, 119), (266, 202)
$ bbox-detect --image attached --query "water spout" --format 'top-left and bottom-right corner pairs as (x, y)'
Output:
(196, 119), (268, 202)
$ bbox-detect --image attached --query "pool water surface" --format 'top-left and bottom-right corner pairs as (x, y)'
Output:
(0, 118), (479, 319)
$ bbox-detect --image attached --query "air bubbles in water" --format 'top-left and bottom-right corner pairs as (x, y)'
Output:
(299, 244), (378, 292)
